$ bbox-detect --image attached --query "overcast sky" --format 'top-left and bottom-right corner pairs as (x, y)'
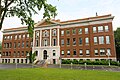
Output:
(0, 0), (120, 41)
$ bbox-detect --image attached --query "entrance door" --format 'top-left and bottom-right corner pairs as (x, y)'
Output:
(43, 50), (47, 59)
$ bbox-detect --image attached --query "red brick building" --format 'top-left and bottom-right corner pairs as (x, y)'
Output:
(0, 14), (116, 64)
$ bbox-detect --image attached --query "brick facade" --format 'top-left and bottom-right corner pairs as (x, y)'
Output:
(0, 14), (116, 64)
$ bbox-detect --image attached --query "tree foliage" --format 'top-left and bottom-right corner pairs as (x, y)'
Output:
(114, 28), (120, 61)
(27, 51), (36, 63)
(0, 0), (57, 37)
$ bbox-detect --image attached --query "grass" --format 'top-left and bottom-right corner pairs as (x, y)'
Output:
(0, 68), (120, 80)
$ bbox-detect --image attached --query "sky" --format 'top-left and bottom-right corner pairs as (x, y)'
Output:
(0, 0), (120, 41)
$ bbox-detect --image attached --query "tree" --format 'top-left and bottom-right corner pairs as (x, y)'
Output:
(114, 28), (120, 61)
(0, 0), (57, 37)
(27, 51), (36, 63)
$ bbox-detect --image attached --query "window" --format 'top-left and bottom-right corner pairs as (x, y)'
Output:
(61, 39), (64, 45)
(27, 34), (29, 38)
(14, 51), (16, 57)
(15, 35), (17, 40)
(105, 25), (109, 32)
(18, 42), (20, 48)
(19, 35), (21, 39)
(53, 50), (56, 56)
(99, 36), (104, 44)
(85, 37), (89, 44)
(44, 39), (48, 46)
(36, 40), (39, 47)
(9, 42), (12, 48)
(79, 38), (82, 45)
(67, 38), (70, 45)
(10, 36), (12, 39)
(78, 28), (82, 34)
(86, 49), (90, 55)
(35, 51), (38, 56)
(94, 37), (98, 44)
(53, 39), (57, 46)
(98, 26), (103, 32)
(52, 29), (57, 36)
(23, 34), (25, 38)
(73, 38), (76, 45)
(100, 49), (105, 56)
(94, 49), (98, 55)
(79, 49), (83, 55)
(31, 41), (33, 47)
(4, 43), (6, 48)
(93, 27), (97, 33)
(4, 36), (7, 40)
(43, 30), (49, 37)
(72, 29), (76, 34)
(107, 48), (111, 56)
(85, 28), (88, 34)
(61, 50), (64, 55)
(22, 41), (24, 48)
(61, 30), (64, 36)
(22, 51), (24, 56)
(67, 50), (70, 55)
(7, 36), (10, 39)
(66, 30), (70, 35)
(18, 51), (20, 57)
(26, 41), (29, 47)
(106, 36), (110, 44)
(73, 49), (76, 55)
(36, 31), (39, 38)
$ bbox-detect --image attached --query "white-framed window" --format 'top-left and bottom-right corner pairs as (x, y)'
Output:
(61, 30), (64, 36)
(100, 49), (105, 56)
(53, 38), (57, 46)
(106, 36), (110, 44)
(93, 27), (97, 33)
(67, 50), (70, 55)
(94, 37), (98, 44)
(36, 39), (39, 47)
(98, 26), (103, 32)
(43, 30), (49, 37)
(85, 37), (89, 44)
(105, 25), (109, 32)
(53, 50), (56, 56)
(79, 49), (83, 55)
(44, 39), (48, 46)
(85, 28), (88, 34)
(86, 49), (90, 55)
(61, 50), (64, 55)
(36, 31), (39, 38)
(52, 29), (57, 36)
(78, 28), (82, 34)
(94, 49), (98, 55)
(99, 36), (104, 44)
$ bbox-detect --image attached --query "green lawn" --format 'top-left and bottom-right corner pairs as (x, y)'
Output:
(0, 68), (120, 80)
